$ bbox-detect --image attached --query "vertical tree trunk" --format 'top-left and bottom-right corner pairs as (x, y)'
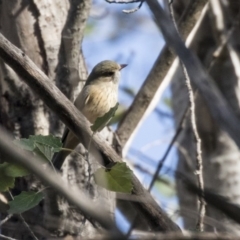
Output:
(0, 0), (116, 238)
(172, 2), (240, 233)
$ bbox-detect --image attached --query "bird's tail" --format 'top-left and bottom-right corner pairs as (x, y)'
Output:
(52, 128), (110, 171)
(52, 128), (79, 170)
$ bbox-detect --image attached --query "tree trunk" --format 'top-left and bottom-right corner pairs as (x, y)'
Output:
(172, 1), (240, 234)
(0, 0), (115, 238)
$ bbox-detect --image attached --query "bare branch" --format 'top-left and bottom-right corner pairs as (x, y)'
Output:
(210, 0), (240, 104)
(168, 3), (205, 232)
(0, 33), (180, 231)
(123, 0), (144, 14)
(56, 0), (91, 100)
(148, 105), (189, 191)
(0, 127), (121, 235)
(105, 0), (144, 13)
(106, 0), (141, 3)
(116, 0), (208, 151)
(182, 67), (205, 232)
(145, 0), (240, 150)
(134, 160), (240, 227)
(0, 214), (12, 227)
(131, 231), (238, 240)
(0, 234), (18, 240)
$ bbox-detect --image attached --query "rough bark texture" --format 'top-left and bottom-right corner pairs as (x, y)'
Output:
(0, 0), (116, 238)
(172, 0), (240, 233)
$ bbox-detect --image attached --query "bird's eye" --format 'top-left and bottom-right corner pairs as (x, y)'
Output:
(104, 72), (114, 77)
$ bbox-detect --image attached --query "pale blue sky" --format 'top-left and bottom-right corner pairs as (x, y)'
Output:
(83, 0), (180, 230)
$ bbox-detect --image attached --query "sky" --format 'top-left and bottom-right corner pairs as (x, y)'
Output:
(83, 0), (180, 230)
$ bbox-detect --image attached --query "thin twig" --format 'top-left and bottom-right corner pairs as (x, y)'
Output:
(19, 215), (38, 240)
(86, 133), (94, 188)
(144, 0), (240, 149)
(0, 214), (13, 226)
(8, 191), (38, 240)
(182, 66), (205, 232)
(168, 3), (205, 231)
(116, 0), (208, 153)
(123, 0), (144, 14)
(148, 105), (189, 191)
(133, 161), (240, 227)
(0, 234), (18, 240)
(0, 33), (180, 231)
(0, 128), (122, 235)
(210, 0), (240, 104)
(106, 0), (144, 13)
(106, 0), (141, 3)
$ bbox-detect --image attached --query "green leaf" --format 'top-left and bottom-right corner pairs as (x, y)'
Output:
(14, 135), (62, 162)
(13, 139), (35, 151)
(8, 191), (44, 214)
(154, 177), (176, 198)
(0, 162), (29, 192)
(94, 163), (133, 193)
(31, 135), (62, 161)
(109, 104), (127, 125)
(33, 142), (54, 161)
(0, 173), (14, 192)
(0, 163), (15, 192)
(29, 135), (62, 152)
(3, 163), (30, 177)
(91, 103), (119, 132)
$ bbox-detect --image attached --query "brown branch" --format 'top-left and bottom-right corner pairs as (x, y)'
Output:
(146, 0), (240, 149)
(55, 0), (90, 100)
(0, 127), (121, 235)
(0, 33), (180, 232)
(116, 0), (208, 148)
(132, 159), (240, 227)
(131, 231), (238, 240)
(210, 0), (240, 89)
(50, 0), (89, 135)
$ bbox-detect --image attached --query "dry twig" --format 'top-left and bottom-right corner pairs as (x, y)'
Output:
(0, 33), (179, 232)
(0, 127), (122, 236)
(116, 0), (208, 153)
(168, 3), (205, 232)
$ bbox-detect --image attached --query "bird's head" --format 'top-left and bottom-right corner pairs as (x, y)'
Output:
(86, 60), (127, 85)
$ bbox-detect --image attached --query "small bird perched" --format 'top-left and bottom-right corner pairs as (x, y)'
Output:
(53, 60), (127, 170)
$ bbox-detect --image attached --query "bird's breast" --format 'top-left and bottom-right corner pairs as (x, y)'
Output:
(81, 82), (118, 123)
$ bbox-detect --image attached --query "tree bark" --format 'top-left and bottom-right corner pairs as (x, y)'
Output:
(0, 0), (116, 238)
(172, 1), (240, 234)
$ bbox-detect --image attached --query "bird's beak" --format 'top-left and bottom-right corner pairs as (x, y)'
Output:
(119, 64), (128, 70)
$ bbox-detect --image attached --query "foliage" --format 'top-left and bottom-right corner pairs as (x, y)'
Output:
(8, 191), (44, 214)
(94, 162), (133, 193)
(91, 103), (119, 132)
(0, 162), (30, 192)
(14, 135), (62, 162)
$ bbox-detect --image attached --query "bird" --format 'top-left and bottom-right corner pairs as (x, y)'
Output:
(52, 60), (127, 170)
